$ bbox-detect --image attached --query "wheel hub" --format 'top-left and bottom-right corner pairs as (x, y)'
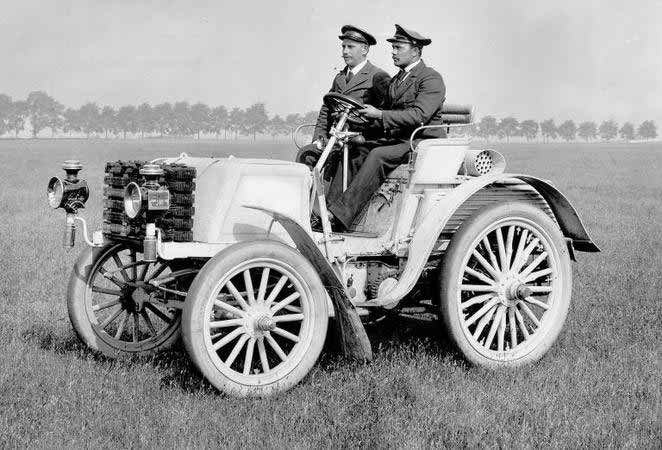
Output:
(130, 287), (151, 312)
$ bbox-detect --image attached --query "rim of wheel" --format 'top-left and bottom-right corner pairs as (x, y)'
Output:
(202, 258), (315, 386)
(455, 217), (563, 360)
(85, 244), (181, 352)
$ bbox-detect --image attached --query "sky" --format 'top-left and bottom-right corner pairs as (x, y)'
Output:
(1, 0), (660, 124)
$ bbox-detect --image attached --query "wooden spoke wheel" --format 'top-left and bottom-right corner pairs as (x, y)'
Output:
(182, 241), (328, 397)
(67, 243), (183, 357)
(439, 202), (572, 367)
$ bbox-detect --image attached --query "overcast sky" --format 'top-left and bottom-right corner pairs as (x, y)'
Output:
(1, 0), (660, 124)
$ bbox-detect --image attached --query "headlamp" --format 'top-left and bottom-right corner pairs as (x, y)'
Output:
(122, 164), (170, 219)
(46, 160), (89, 212)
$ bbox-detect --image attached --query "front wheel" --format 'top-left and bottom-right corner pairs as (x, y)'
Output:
(182, 241), (328, 397)
(439, 202), (572, 367)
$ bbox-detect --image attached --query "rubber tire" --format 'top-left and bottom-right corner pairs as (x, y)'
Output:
(67, 244), (181, 358)
(438, 202), (572, 368)
(182, 240), (329, 397)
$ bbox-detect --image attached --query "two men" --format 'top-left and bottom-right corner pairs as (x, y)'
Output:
(295, 25), (390, 168)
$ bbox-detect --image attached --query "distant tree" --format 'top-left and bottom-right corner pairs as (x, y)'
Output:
(267, 115), (287, 140)
(190, 102), (211, 139)
(99, 106), (117, 138)
(619, 122), (635, 142)
(540, 119), (557, 143)
(519, 119), (539, 141)
(285, 113), (303, 132)
(0, 94), (11, 136)
(303, 110), (318, 124)
(477, 115), (498, 141)
(78, 102), (101, 138)
(62, 108), (81, 136)
(210, 105), (228, 138)
(229, 107), (245, 139)
(244, 103), (269, 140)
(577, 121), (597, 142)
(557, 120), (577, 142)
(172, 102), (192, 136)
(637, 120), (657, 140)
(7, 100), (27, 137)
(498, 117), (519, 142)
(153, 103), (173, 137)
(26, 91), (63, 137)
(116, 105), (138, 139)
(136, 103), (154, 138)
(598, 120), (618, 141)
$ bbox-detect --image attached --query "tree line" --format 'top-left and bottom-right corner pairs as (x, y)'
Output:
(0, 91), (317, 139)
(0, 90), (658, 142)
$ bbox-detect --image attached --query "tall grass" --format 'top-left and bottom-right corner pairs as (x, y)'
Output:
(0, 139), (659, 447)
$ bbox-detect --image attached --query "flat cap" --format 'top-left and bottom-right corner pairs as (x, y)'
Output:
(386, 24), (432, 46)
(338, 24), (377, 46)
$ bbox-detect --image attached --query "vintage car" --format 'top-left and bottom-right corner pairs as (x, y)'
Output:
(46, 93), (599, 397)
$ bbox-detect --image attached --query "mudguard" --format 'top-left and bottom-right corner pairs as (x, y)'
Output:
(377, 173), (600, 308)
(243, 205), (372, 362)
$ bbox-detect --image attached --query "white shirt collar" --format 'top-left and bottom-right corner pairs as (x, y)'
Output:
(347, 59), (368, 75)
(403, 58), (422, 73)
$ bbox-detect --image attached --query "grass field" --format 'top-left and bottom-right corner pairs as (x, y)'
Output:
(0, 139), (660, 448)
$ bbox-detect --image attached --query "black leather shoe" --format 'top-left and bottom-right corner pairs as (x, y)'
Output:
(310, 213), (323, 232)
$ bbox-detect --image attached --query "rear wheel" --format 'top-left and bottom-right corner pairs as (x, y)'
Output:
(182, 241), (328, 397)
(439, 202), (572, 367)
(67, 243), (185, 357)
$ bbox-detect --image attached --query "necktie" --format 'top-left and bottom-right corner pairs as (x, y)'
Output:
(345, 69), (354, 83)
(395, 69), (406, 84)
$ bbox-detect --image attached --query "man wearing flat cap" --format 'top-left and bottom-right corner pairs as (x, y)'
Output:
(295, 25), (390, 170)
(326, 24), (446, 231)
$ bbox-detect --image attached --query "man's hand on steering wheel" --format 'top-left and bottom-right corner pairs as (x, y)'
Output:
(357, 104), (382, 120)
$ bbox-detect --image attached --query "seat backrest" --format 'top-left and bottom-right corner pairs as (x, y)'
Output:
(441, 104), (474, 125)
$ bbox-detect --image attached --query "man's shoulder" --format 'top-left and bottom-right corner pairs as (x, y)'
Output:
(365, 62), (390, 77)
(418, 63), (443, 80)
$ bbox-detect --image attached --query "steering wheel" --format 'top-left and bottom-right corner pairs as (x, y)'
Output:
(323, 92), (368, 125)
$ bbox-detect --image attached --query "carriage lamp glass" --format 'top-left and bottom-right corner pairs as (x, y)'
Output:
(47, 177), (65, 209)
(45, 160), (89, 212)
(124, 182), (143, 219)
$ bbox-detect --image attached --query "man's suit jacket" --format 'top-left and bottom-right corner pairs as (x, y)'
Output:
(313, 61), (390, 140)
(380, 60), (446, 141)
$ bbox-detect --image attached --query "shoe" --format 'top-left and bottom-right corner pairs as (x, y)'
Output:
(329, 214), (347, 233)
(310, 213), (323, 232)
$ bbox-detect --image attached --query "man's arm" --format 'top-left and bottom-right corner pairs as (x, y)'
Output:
(381, 71), (445, 131)
(371, 70), (391, 108)
(312, 78), (339, 140)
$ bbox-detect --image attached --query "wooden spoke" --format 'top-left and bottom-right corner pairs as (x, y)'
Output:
(482, 236), (501, 275)
(511, 229), (529, 273)
(520, 252), (548, 278)
(282, 305), (302, 314)
(471, 250), (500, 280)
(525, 296), (550, 310)
(465, 297), (500, 326)
(512, 237), (540, 273)
(243, 269), (256, 306)
(225, 334), (249, 367)
(256, 267), (270, 303)
(226, 281), (250, 311)
(270, 292), (301, 315)
(112, 254), (130, 281)
(140, 310), (157, 336)
(98, 267), (125, 288)
(265, 334), (288, 361)
(132, 312), (139, 343)
(130, 250), (137, 279)
(484, 305), (505, 349)
(504, 225), (515, 270)
(514, 307), (529, 339)
(99, 306), (124, 329)
(93, 298), (121, 312)
(145, 263), (168, 282)
(243, 337), (256, 375)
(496, 228), (507, 271)
(257, 337), (270, 373)
(461, 284), (497, 293)
(213, 300), (246, 319)
(212, 327), (244, 351)
(273, 313), (304, 323)
(525, 268), (553, 283)
(114, 311), (128, 339)
(208, 318), (245, 329)
(527, 285), (553, 293)
(464, 266), (496, 285)
(497, 308), (507, 351)
(472, 305), (497, 340)
(144, 302), (174, 323)
(518, 302), (541, 328)
(461, 293), (495, 310)
(137, 263), (149, 281)
(92, 285), (122, 297)
(508, 307), (517, 349)
(265, 275), (288, 307)
(272, 327), (300, 343)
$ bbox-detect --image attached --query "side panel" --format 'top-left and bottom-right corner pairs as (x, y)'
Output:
(375, 173), (599, 307)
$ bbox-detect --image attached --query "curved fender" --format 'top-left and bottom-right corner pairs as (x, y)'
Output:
(243, 205), (372, 362)
(376, 173), (599, 308)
